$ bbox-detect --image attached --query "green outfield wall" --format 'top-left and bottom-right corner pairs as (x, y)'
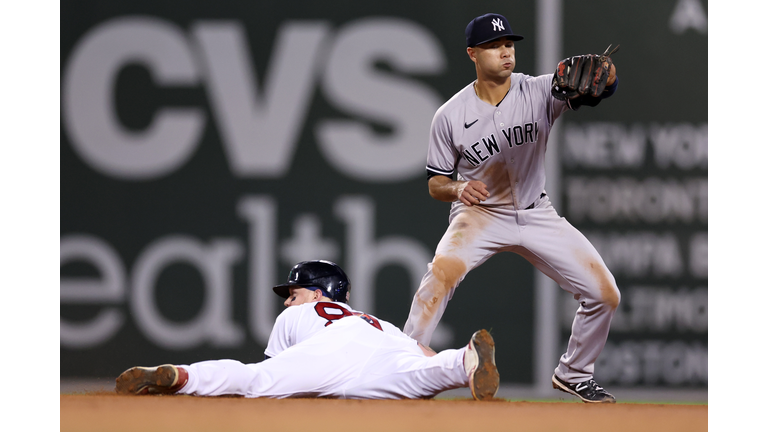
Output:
(60, 0), (707, 392)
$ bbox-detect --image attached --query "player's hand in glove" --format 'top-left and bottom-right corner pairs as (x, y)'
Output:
(551, 45), (619, 103)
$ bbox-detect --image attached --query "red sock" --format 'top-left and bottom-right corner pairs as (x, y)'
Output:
(170, 366), (189, 392)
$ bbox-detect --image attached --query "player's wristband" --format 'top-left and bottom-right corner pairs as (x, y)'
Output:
(568, 77), (619, 110)
(600, 76), (618, 99)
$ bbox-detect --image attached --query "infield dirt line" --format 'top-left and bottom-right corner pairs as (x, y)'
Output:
(61, 394), (707, 432)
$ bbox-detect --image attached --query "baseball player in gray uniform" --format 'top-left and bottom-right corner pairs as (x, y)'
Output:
(116, 261), (500, 401)
(402, 13), (620, 403)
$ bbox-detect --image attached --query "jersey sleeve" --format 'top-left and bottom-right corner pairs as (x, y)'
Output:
(349, 308), (416, 342)
(537, 73), (569, 123)
(377, 319), (411, 339)
(425, 107), (458, 178)
(264, 306), (300, 358)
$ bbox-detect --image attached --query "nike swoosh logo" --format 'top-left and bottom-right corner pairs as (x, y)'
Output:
(464, 119), (479, 129)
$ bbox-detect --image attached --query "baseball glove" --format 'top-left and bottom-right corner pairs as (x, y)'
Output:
(551, 44), (619, 101)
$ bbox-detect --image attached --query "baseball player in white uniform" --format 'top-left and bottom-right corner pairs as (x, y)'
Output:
(402, 13), (621, 403)
(116, 261), (500, 401)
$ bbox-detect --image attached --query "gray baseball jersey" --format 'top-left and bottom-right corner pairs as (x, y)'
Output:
(405, 73), (621, 385)
(426, 73), (568, 209)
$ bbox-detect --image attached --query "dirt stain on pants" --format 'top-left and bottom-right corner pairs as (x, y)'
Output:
(590, 263), (620, 310)
(415, 254), (466, 323)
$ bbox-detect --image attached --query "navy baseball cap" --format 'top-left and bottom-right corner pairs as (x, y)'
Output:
(465, 13), (524, 47)
(273, 260), (351, 303)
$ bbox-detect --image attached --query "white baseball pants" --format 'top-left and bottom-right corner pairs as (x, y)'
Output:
(177, 317), (469, 399)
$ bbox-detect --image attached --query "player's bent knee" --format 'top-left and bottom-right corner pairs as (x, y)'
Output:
(601, 284), (620, 310)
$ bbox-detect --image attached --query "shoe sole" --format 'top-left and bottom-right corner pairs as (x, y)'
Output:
(469, 330), (500, 401)
(115, 364), (179, 395)
(551, 375), (616, 404)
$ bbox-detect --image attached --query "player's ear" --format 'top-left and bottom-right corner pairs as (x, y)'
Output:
(467, 47), (476, 63)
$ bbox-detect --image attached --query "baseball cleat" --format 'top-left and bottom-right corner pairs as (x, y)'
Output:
(552, 374), (616, 403)
(464, 329), (500, 401)
(115, 364), (188, 395)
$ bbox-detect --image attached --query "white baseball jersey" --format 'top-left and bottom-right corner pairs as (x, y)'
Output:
(405, 73), (621, 385)
(176, 302), (469, 399)
(264, 301), (410, 358)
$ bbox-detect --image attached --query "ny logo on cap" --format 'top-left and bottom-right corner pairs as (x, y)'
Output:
(492, 18), (505, 31)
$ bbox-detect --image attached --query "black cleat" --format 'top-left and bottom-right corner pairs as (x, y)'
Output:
(464, 329), (500, 401)
(552, 374), (616, 403)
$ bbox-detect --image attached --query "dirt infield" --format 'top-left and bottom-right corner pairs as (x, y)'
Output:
(61, 393), (707, 432)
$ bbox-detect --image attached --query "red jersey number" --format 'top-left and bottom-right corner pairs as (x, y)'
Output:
(313, 302), (382, 331)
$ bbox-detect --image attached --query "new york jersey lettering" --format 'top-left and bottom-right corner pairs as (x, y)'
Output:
(502, 121), (539, 147)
